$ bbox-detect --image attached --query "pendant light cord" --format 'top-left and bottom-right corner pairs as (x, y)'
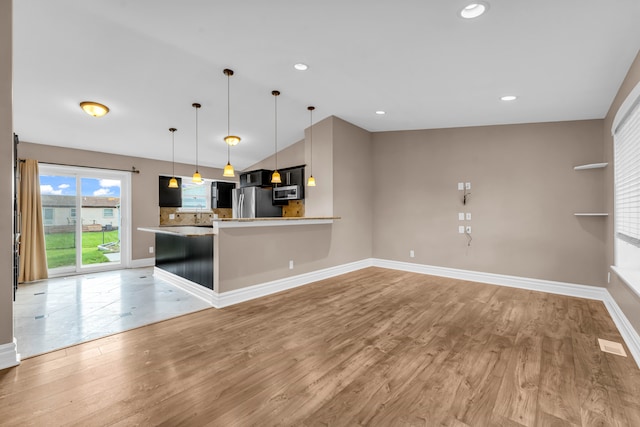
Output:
(227, 71), (231, 164)
(171, 128), (176, 177)
(194, 103), (200, 172)
(309, 107), (314, 175)
(274, 92), (278, 170)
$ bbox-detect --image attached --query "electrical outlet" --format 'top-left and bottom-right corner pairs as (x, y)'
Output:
(466, 226), (472, 234)
(458, 212), (465, 221)
(169, 213), (175, 220)
(458, 182), (464, 190)
(466, 213), (471, 220)
(410, 250), (415, 258)
(458, 226), (465, 234)
(149, 246), (154, 254)
(465, 182), (471, 190)
(289, 260), (294, 270)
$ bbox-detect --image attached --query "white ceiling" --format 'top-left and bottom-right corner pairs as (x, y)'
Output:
(13, 0), (640, 171)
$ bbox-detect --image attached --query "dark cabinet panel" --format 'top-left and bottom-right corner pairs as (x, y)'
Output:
(211, 181), (236, 209)
(280, 166), (304, 187)
(239, 169), (272, 188)
(159, 176), (182, 207)
(155, 233), (213, 289)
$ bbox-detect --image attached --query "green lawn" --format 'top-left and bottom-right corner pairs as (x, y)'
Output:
(45, 230), (120, 269)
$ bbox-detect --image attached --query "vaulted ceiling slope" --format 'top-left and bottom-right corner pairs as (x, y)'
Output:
(13, 0), (640, 170)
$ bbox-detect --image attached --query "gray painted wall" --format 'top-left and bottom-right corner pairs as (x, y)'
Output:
(0, 0), (13, 347)
(372, 120), (606, 286)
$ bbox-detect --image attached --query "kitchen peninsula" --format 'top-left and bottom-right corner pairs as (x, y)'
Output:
(138, 216), (339, 305)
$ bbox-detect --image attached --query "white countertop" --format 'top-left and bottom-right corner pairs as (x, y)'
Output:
(213, 217), (339, 229)
(137, 226), (216, 236)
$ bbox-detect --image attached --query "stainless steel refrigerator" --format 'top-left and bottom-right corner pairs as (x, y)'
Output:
(232, 187), (282, 218)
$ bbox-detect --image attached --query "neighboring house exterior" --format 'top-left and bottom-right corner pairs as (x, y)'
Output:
(41, 195), (120, 232)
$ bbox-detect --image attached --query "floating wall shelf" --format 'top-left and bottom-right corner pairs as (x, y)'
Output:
(574, 213), (609, 217)
(574, 162), (608, 170)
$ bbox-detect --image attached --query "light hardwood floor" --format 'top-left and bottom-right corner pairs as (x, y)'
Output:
(1, 267), (639, 426)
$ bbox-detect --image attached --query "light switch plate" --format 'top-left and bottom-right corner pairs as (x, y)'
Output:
(465, 182), (471, 190)
(458, 212), (465, 221)
(458, 182), (464, 190)
(458, 226), (465, 234)
(466, 213), (471, 220)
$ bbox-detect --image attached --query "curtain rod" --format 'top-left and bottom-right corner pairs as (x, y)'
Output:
(19, 159), (140, 174)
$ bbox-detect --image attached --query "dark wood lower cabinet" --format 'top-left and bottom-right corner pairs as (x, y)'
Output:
(155, 233), (213, 289)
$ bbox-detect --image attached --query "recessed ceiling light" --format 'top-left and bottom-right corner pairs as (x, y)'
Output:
(375, 110), (386, 115)
(460, 2), (488, 19)
(500, 95), (517, 101)
(294, 63), (308, 71)
(80, 101), (109, 117)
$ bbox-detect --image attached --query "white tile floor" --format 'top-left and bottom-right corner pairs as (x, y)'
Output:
(13, 267), (212, 358)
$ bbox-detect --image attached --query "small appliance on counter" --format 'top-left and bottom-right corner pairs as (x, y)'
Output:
(232, 187), (282, 218)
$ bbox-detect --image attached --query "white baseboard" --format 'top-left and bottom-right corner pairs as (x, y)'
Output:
(153, 267), (215, 306)
(215, 259), (374, 308)
(372, 258), (640, 369)
(372, 259), (610, 300)
(130, 257), (155, 268)
(0, 338), (20, 371)
(153, 259), (373, 309)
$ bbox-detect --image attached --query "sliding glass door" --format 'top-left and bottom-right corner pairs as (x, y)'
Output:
(39, 164), (130, 276)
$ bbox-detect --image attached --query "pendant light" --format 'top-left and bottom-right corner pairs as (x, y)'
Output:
(223, 69), (237, 177)
(271, 90), (281, 184)
(307, 106), (316, 187)
(168, 127), (179, 188)
(192, 102), (203, 184)
(223, 69), (241, 147)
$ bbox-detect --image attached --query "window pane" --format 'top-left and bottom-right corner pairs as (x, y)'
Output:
(182, 182), (209, 209)
(614, 98), (640, 272)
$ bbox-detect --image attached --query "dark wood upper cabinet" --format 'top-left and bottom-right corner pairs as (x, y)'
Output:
(239, 169), (272, 188)
(211, 181), (236, 209)
(158, 176), (182, 207)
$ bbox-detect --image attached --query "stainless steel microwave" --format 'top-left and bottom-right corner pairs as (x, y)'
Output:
(273, 185), (301, 201)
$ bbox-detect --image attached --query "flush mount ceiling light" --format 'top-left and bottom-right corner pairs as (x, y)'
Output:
(375, 110), (386, 115)
(460, 2), (488, 19)
(307, 106), (316, 187)
(168, 127), (179, 188)
(294, 63), (309, 71)
(80, 101), (109, 117)
(500, 95), (518, 101)
(192, 103), (203, 185)
(271, 90), (282, 184)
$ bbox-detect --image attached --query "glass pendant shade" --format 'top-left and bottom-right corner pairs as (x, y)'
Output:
(224, 135), (241, 146)
(192, 171), (202, 184)
(168, 177), (179, 188)
(307, 175), (316, 187)
(271, 170), (281, 184)
(223, 162), (235, 177)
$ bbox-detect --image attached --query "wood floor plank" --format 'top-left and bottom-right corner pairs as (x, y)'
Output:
(492, 331), (543, 426)
(1, 267), (639, 426)
(537, 336), (581, 425)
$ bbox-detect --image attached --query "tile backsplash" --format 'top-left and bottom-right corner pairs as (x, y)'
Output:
(160, 207), (232, 226)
